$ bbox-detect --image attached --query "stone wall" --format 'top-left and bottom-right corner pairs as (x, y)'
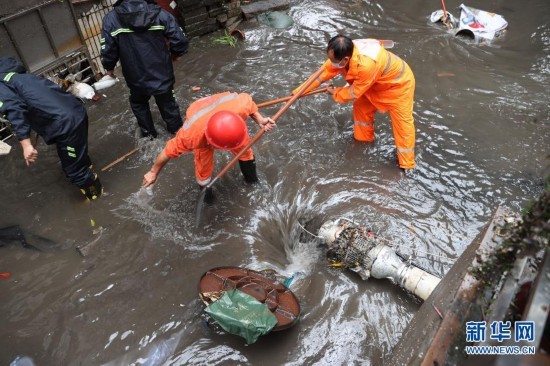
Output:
(176, 0), (245, 37)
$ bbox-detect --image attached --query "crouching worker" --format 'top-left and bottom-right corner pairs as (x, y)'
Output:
(0, 57), (102, 200)
(142, 92), (275, 201)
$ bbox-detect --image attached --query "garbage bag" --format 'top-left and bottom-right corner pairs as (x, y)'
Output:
(257, 11), (294, 29)
(205, 289), (278, 344)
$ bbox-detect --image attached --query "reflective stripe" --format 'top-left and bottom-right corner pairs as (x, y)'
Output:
(148, 25), (165, 31)
(111, 28), (133, 36)
(3, 72), (15, 82)
(67, 146), (75, 151)
(354, 120), (374, 127)
(397, 146), (414, 153)
(0, 101), (3, 108)
(100, 38), (105, 43)
(183, 94), (239, 130)
(350, 85), (355, 99)
(101, 45), (105, 50)
(68, 152), (76, 158)
(382, 53), (392, 75)
(394, 59), (405, 82)
(197, 176), (212, 186)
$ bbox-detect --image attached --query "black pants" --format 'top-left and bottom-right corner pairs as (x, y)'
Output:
(129, 88), (183, 136)
(55, 116), (95, 188)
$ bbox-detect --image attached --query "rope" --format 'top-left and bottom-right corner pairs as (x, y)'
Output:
(297, 222), (323, 239)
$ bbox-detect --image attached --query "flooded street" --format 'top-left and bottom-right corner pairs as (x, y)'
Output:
(1, 0), (549, 364)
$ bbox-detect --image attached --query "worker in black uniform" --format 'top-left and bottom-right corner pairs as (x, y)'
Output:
(0, 56), (102, 200)
(100, 0), (189, 138)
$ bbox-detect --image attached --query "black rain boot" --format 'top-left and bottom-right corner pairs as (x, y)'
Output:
(239, 159), (259, 184)
(80, 175), (103, 200)
(199, 185), (215, 204)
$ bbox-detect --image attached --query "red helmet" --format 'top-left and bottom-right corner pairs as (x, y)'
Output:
(205, 111), (247, 149)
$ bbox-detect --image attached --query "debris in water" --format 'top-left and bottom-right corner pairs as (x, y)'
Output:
(257, 11), (294, 29)
(92, 75), (119, 91)
(430, 4), (508, 42)
(192, 86), (201, 92)
(319, 218), (441, 301)
(0, 272), (10, 278)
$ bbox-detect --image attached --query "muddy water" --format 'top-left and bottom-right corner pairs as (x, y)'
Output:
(1, 0), (549, 364)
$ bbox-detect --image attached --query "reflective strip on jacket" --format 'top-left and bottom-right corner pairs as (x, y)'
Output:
(0, 57), (86, 144)
(294, 39), (415, 112)
(100, 0), (189, 94)
(164, 92), (258, 158)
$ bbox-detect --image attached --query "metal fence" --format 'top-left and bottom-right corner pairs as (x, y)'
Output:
(76, 0), (116, 75)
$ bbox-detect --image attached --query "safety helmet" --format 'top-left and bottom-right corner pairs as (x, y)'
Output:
(205, 111), (247, 149)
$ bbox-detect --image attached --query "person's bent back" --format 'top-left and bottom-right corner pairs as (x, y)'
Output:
(0, 56), (102, 200)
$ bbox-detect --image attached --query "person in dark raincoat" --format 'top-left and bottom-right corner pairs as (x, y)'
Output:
(100, 0), (189, 138)
(0, 57), (102, 200)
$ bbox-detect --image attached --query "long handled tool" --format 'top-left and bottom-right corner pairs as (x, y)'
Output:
(99, 87), (328, 172)
(195, 67), (325, 227)
(101, 147), (139, 172)
(256, 86), (328, 108)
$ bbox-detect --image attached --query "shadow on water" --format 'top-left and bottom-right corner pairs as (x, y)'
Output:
(1, 0), (549, 365)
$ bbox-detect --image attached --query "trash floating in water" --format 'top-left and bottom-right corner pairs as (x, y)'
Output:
(230, 29), (245, 40)
(92, 74), (119, 91)
(430, 4), (508, 42)
(192, 86), (201, 92)
(0, 272), (10, 278)
(0, 140), (11, 155)
(257, 11), (294, 29)
(68, 81), (96, 100)
(199, 266), (301, 344)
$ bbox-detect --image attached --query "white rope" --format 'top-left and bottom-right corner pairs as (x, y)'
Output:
(297, 222), (323, 239)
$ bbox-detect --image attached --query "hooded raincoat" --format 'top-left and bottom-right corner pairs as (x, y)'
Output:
(100, 0), (188, 94)
(0, 57), (97, 189)
(101, 0), (189, 136)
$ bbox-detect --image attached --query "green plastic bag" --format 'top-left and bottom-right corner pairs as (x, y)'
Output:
(205, 289), (278, 344)
(257, 11), (294, 29)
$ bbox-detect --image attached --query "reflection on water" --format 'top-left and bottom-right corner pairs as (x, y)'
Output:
(1, 0), (549, 365)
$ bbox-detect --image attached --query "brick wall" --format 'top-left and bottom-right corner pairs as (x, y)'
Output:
(176, 0), (245, 37)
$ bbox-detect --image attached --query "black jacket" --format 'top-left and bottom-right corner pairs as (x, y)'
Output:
(100, 0), (189, 94)
(0, 57), (87, 145)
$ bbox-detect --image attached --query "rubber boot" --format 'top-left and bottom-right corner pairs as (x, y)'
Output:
(239, 159), (258, 184)
(200, 185), (215, 204)
(80, 175), (103, 200)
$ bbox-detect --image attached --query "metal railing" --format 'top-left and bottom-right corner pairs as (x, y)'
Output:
(76, 0), (116, 75)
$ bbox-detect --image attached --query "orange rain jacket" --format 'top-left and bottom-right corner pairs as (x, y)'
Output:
(295, 39), (416, 169)
(164, 92), (257, 185)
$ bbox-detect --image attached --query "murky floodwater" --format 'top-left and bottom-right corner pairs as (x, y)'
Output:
(1, 0), (549, 364)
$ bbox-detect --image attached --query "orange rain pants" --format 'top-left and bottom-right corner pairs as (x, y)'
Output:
(163, 92), (256, 185)
(294, 39), (416, 169)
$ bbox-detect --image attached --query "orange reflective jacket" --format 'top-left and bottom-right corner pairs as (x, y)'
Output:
(294, 39), (415, 112)
(164, 92), (258, 158)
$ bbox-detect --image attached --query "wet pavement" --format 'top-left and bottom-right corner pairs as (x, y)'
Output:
(1, 0), (549, 364)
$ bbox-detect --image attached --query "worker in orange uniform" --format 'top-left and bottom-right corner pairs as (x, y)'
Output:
(295, 35), (416, 169)
(142, 92), (275, 201)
